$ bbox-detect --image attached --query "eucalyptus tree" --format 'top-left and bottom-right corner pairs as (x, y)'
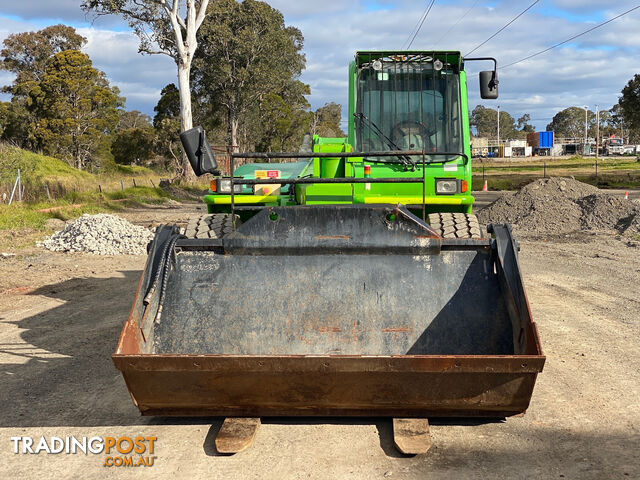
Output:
(82, 0), (211, 177)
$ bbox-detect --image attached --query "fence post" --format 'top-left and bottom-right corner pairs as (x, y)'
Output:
(9, 169), (20, 205)
(98, 185), (102, 193)
(543, 161), (546, 178)
(150, 179), (156, 188)
(132, 178), (137, 188)
(595, 159), (598, 180)
(45, 183), (51, 200)
(18, 169), (22, 202)
(120, 179), (125, 191)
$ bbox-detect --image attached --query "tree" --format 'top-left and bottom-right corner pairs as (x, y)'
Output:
(152, 83), (186, 175)
(82, 0), (211, 179)
(618, 74), (640, 133)
(155, 117), (184, 174)
(0, 25), (87, 148)
(608, 104), (638, 142)
(0, 24), (86, 89)
(118, 110), (152, 131)
(153, 83), (181, 128)
(193, 0), (306, 150)
(517, 114), (535, 134)
(113, 110), (155, 165)
(255, 80), (312, 153)
(29, 50), (122, 170)
(596, 109), (614, 139)
(0, 102), (10, 138)
(112, 127), (156, 165)
(470, 105), (517, 139)
(312, 102), (346, 138)
(546, 107), (595, 139)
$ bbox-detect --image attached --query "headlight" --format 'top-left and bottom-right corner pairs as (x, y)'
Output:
(435, 179), (459, 195)
(217, 178), (243, 194)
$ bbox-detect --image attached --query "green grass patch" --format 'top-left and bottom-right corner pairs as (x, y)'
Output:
(472, 156), (640, 190)
(472, 171), (640, 191)
(0, 202), (110, 231)
(0, 186), (170, 233)
(0, 145), (177, 250)
(105, 186), (168, 205)
(472, 175), (539, 191)
(0, 204), (50, 230)
(115, 164), (156, 176)
(0, 145), (91, 182)
(0, 143), (174, 208)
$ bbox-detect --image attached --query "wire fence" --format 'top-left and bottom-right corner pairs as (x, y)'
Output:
(0, 170), (167, 205)
(473, 156), (640, 189)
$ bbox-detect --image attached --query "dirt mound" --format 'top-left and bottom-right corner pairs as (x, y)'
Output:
(159, 179), (204, 201)
(577, 194), (638, 232)
(478, 177), (639, 236)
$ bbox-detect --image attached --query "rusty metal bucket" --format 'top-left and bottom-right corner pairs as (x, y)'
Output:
(114, 206), (544, 417)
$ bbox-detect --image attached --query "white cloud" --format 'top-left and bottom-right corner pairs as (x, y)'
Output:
(0, 0), (85, 21)
(1, 1), (639, 130)
(0, 19), (176, 114)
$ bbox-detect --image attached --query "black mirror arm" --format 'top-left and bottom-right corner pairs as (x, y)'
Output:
(464, 56), (498, 71)
(464, 56), (499, 86)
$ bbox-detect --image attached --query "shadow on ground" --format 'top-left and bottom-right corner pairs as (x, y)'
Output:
(0, 271), (179, 428)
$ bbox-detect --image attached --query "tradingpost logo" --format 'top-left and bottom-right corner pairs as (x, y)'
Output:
(11, 435), (157, 467)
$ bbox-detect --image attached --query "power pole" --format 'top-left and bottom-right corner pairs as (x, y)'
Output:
(595, 105), (599, 159)
(497, 105), (500, 157)
(584, 106), (588, 145)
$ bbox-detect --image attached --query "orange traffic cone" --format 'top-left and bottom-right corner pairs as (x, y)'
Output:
(482, 180), (488, 192)
(625, 191), (629, 200)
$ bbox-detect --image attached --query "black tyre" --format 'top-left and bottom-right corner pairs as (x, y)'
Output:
(184, 214), (241, 239)
(428, 213), (483, 239)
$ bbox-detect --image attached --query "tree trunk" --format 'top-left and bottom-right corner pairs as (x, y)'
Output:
(228, 107), (239, 153)
(177, 63), (196, 181)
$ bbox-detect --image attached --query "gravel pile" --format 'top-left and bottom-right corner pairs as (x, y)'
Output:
(39, 214), (154, 255)
(478, 177), (640, 236)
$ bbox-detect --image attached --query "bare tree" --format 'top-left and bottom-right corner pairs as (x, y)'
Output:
(82, 0), (210, 178)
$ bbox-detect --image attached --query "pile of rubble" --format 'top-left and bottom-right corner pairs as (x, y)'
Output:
(478, 177), (640, 236)
(39, 214), (154, 255)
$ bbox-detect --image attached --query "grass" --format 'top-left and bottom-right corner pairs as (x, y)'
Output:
(0, 186), (171, 230)
(0, 145), (92, 199)
(473, 155), (640, 190)
(0, 144), (179, 250)
(0, 143), (171, 203)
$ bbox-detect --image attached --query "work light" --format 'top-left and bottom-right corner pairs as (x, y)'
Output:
(217, 179), (243, 194)
(435, 179), (458, 194)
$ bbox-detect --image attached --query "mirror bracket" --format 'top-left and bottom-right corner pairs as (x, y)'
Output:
(464, 57), (499, 100)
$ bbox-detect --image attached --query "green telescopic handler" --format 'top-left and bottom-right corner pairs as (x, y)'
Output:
(113, 51), (544, 455)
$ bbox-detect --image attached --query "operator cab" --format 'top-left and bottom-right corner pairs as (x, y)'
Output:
(352, 52), (464, 163)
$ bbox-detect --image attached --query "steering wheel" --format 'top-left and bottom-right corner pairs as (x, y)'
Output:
(392, 121), (432, 151)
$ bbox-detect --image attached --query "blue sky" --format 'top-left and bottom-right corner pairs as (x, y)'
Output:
(1, 0), (639, 131)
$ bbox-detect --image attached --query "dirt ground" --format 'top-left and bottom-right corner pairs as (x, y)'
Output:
(0, 201), (639, 479)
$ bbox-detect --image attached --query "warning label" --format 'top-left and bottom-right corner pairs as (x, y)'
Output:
(255, 170), (281, 179)
(254, 170), (281, 195)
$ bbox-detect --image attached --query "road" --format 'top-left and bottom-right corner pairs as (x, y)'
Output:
(0, 204), (638, 479)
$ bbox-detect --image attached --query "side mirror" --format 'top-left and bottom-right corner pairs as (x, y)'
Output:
(479, 70), (499, 99)
(180, 126), (218, 176)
